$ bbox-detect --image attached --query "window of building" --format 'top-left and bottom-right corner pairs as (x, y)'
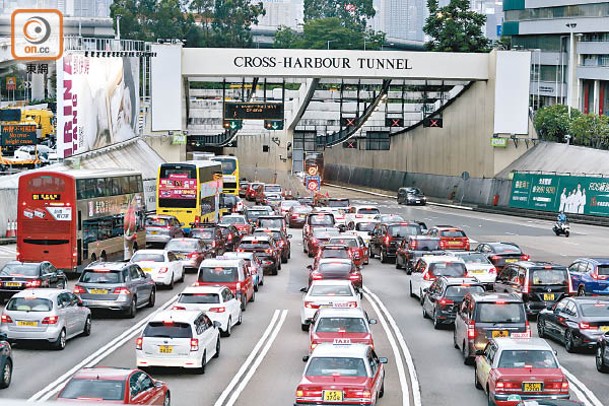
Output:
(365, 132), (390, 150)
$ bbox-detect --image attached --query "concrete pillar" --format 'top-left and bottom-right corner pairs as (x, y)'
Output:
(31, 73), (45, 101)
(593, 80), (600, 116)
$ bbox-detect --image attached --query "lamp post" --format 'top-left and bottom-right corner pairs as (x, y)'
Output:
(327, 40), (337, 50)
(116, 15), (122, 41)
(566, 22), (577, 117)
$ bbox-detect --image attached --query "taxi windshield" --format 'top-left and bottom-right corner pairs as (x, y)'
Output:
(355, 222), (376, 232)
(440, 230), (466, 238)
(476, 303), (526, 323)
(318, 263), (352, 273)
(429, 262), (467, 277)
(329, 238), (358, 248)
(459, 254), (491, 264)
(493, 245), (522, 254)
(191, 229), (214, 240)
(246, 210), (269, 220)
(497, 350), (558, 369)
(444, 285), (485, 300)
(165, 240), (199, 252)
(258, 219), (283, 228)
(530, 269), (568, 285)
(358, 208), (380, 215)
(306, 357), (367, 377)
(131, 253), (165, 262)
(328, 199), (350, 208)
(389, 224), (420, 238)
(146, 217), (168, 227)
(6, 297), (52, 312)
(220, 216), (245, 225)
(0, 263), (39, 277)
(144, 321), (192, 338)
(199, 267), (239, 282)
(310, 215), (335, 226)
(313, 229), (340, 239)
(316, 317), (368, 333)
(309, 285), (353, 296)
(580, 302), (609, 317)
(80, 270), (122, 284)
(410, 239), (441, 251)
(239, 241), (271, 250)
(60, 379), (125, 401)
(178, 293), (220, 304)
(321, 249), (350, 259)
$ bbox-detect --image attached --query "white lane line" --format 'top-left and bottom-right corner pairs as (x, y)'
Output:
(363, 291), (410, 406)
(225, 309), (288, 406)
(214, 309), (282, 406)
(561, 366), (604, 406)
(30, 294), (179, 402)
(364, 287), (422, 406)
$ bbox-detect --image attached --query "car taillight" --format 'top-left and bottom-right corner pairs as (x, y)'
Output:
(211, 241), (217, 248)
(489, 267), (497, 275)
(345, 389), (372, 399)
(236, 282), (242, 291)
(188, 252), (199, 258)
(41, 316), (59, 325)
(523, 276), (531, 294)
(158, 267), (168, 274)
(26, 279), (42, 288)
(491, 255), (501, 262)
(190, 338), (199, 351)
(296, 387), (318, 398)
(73, 285), (86, 294)
(525, 320), (531, 336)
(265, 249), (273, 254)
(423, 272), (434, 281)
(236, 248), (244, 253)
(113, 287), (131, 295)
(410, 241), (418, 250)
(579, 321), (594, 330)
(495, 380), (518, 390)
(349, 273), (362, 281)
(208, 307), (226, 313)
(304, 301), (319, 309)
(384, 236), (391, 245)
(520, 254), (530, 261)
(310, 238), (317, 245)
(465, 241), (470, 250)
(347, 301), (358, 308)
(438, 298), (454, 307)
(311, 271), (323, 280)
(467, 322), (476, 339)
(568, 277), (576, 295)
(227, 234), (233, 241)
(136, 337), (143, 350)
(193, 281), (203, 286)
(1, 314), (13, 324)
(171, 305), (186, 310)
(439, 240), (447, 249)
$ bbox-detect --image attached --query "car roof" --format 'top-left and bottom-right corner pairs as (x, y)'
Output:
(309, 279), (354, 287)
(133, 249), (167, 255)
(219, 252), (254, 260)
(181, 285), (227, 294)
(222, 214), (246, 219)
(311, 342), (370, 358)
(492, 337), (553, 351)
(485, 242), (520, 247)
(569, 296), (609, 304)
(469, 292), (522, 302)
(11, 288), (67, 299)
(318, 258), (353, 265)
(72, 367), (135, 380)
(150, 309), (201, 324)
(353, 218), (378, 223)
(410, 235), (440, 240)
(168, 238), (200, 243)
(437, 276), (483, 286)
(3, 261), (44, 266)
(352, 205), (378, 209)
(420, 255), (466, 264)
(315, 308), (368, 318)
(241, 235), (272, 242)
(257, 215), (284, 219)
(508, 261), (567, 269)
(200, 259), (244, 267)
(576, 258), (609, 265)
(253, 228), (282, 233)
(320, 244), (350, 250)
(84, 262), (127, 271)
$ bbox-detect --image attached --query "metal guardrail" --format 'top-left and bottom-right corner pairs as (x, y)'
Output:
(476, 205), (609, 227)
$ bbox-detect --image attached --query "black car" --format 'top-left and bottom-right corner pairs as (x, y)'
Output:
(422, 277), (484, 329)
(597, 330), (609, 372)
(218, 224), (242, 251)
(397, 187), (427, 205)
(237, 236), (282, 275)
(0, 261), (68, 301)
(190, 226), (225, 256)
(369, 222), (423, 263)
(0, 333), (12, 388)
(538, 296), (609, 352)
(494, 261), (574, 317)
(395, 236), (445, 273)
(475, 242), (530, 270)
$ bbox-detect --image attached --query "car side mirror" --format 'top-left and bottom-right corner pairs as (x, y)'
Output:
(475, 350), (485, 356)
(154, 381), (164, 388)
(302, 355), (309, 362)
(0, 332), (8, 341)
(379, 357), (388, 364)
(77, 300), (84, 307)
(288, 234), (293, 239)
(300, 287), (308, 293)
(306, 265), (313, 271)
(368, 319), (377, 325)
(213, 321), (221, 328)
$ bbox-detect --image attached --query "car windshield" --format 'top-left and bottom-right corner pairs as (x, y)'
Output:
(328, 199), (350, 208)
(309, 285), (353, 296)
(80, 270), (122, 284)
(329, 238), (358, 248)
(6, 297), (53, 312)
(60, 379), (126, 401)
(178, 293), (220, 304)
(445, 285), (485, 300)
(378, 215), (404, 222)
(530, 269), (569, 285)
(411, 239), (441, 251)
(355, 222), (376, 232)
(580, 302), (609, 317)
(239, 242), (271, 250)
(259, 219), (283, 228)
(318, 263), (352, 273)
(265, 185), (282, 193)
(305, 357), (367, 377)
(429, 262), (467, 277)
(293, 206), (311, 214)
(199, 267), (239, 282)
(146, 217), (168, 227)
(358, 208), (380, 215)
(497, 350), (558, 369)
(321, 249), (350, 259)
(220, 216), (245, 225)
(131, 253), (165, 262)
(459, 254), (492, 264)
(310, 214), (335, 226)
(406, 188), (422, 194)
(165, 240), (199, 252)
(492, 245), (521, 254)
(191, 229), (214, 240)
(389, 224), (421, 238)
(143, 321), (192, 338)
(476, 303), (526, 323)
(316, 317), (368, 333)
(246, 210), (268, 220)
(0, 263), (39, 277)
(282, 201), (300, 208)
(441, 230), (466, 237)
(597, 265), (609, 276)
(313, 229), (340, 239)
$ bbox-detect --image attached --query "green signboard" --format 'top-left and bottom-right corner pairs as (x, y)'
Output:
(510, 172), (609, 217)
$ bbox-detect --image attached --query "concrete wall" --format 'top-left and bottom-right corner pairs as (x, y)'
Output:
(144, 136), (186, 162)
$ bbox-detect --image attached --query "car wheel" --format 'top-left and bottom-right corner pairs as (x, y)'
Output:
(453, 329), (459, 349)
(222, 317), (232, 337)
(432, 311), (441, 330)
(364, 257), (369, 265)
(487, 387), (494, 406)
(463, 341), (473, 365)
(537, 319), (546, 338)
(163, 392), (170, 406)
(301, 323), (309, 332)
(179, 270), (185, 283)
(565, 330), (576, 353)
(379, 380), (385, 398)
(281, 255), (288, 264)
(474, 366), (482, 389)
(596, 346), (609, 373)
(578, 287), (586, 296)
(241, 298), (247, 312)
(52, 328), (67, 350)
(237, 310), (243, 325)
(213, 337), (220, 358)
(278, 261), (282, 271)
(0, 359), (12, 389)
(167, 274), (174, 290)
(126, 298), (137, 319)
(409, 282), (415, 298)
(147, 288), (156, 308)
(380, 249), (387, 264)
(250, 290), (256, 303)
(197, 351), (206, 374)
(422, 305), (429, 319)
(82, 316), (92, 337)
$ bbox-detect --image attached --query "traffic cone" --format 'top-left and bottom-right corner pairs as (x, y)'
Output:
(4, 220), (9, 238)
(13, 220), (17, 237)
(6, 220), (15, 238)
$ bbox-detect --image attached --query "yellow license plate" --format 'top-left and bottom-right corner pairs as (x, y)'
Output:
(505, 259), (518, 263)
(5, 282), (21, 287)
(322, 390), (343, 401)
(600, 326), (609, 332)
(17, 321), (38, 327)
(89, 288), (108, 294)
(470, 269), (485, 274)
(159, 345), (173, 354)
(448, 241), (460, 245)
(150, 231), (158, 235)
(523, 382), (543, 392)
(142, 268), (152, 273)
(492, 330), (509, 338)
(543, 293), (555, 301)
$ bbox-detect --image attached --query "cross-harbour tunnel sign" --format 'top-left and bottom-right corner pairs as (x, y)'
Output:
(181, 48), (490, 80)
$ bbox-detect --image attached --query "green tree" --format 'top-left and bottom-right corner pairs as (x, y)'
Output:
(303, 0), (376, 30)
(569, 114), (609, 149)
(153, 0), (192, 41)
(297, 17), (362, 49)
(423, 0), (490, 52)
(110, 0), (144, 40)
(211, 0), (266, 48)
(534, 104), (581, 142)
(273, 25), (300, 49)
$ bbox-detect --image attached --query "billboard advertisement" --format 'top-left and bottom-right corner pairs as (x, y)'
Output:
(56, 52), (140, 158)
(510, 172), (609, 217)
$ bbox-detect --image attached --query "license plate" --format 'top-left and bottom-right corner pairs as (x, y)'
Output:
(415, 200), (421, 203)
(159, 345), (173, 354)
(5, 282), (21, 287)
(331, 302), (352, 308)
(448, 241), (460, 245)
(492, 330), (509, 338)
(543, 293), (555, 301)
(142, 268), (152, 273)
(322, 390), (343, 402)
(17, 321), (38, 327)
(150, 231), (158, 235)
(600, 326), (609, 332)
(505, 259), (518, 263)
(469, 269), (485, 274)
(89, 288), (108, 294)
(522, 382), (543, 392)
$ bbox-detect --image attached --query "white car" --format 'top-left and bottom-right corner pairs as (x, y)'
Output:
(409, 255), (467, 303)
(349, 219), (379, 246)
(445, 252), (497, 289)
(136, 309), (220, 373)
(300, 280), (362, 331)
(174, 286), (242, 337)
(130, 249), (184, 289)
(345, 205), (381, 227)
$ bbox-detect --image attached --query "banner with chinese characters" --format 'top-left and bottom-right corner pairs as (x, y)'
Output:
(509, 173), (609, 216)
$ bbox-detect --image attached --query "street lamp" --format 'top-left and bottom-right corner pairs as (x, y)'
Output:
(327, 40), (337, 50)
(566, 22), (577, 117)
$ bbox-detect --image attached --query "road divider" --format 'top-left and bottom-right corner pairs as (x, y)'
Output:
(363, 286), (421, 406)
(561, 366), (604, 406)
(29, 294), (180, 402)
(214, 309), (288, 406)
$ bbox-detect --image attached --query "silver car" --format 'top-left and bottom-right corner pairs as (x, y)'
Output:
(73, 262), (156, 318)
(0, 289), (91, 350)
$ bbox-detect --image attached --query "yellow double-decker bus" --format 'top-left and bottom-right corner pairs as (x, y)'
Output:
(156, 161), (223, 233)
(211, 155), (239, 195)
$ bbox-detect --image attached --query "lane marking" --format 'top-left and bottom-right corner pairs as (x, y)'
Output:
(561, 366), (604, 406)
(30, 294), (179, 401)
(214, 309), (283, 406)
(225, 309), (288, 406)
(364, 286), (422, 406)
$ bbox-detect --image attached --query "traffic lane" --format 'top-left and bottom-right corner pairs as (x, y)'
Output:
(0, 276), (185, 400)
(232, 231), (403, 406)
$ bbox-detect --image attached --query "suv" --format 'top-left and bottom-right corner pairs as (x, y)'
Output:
(304, 227), (341, 258)
(195, 258), (255, 311)
(217, 224), (242, 252)
(422, 277), (485, 329)
(395, 236), (444, 273)
(190, 226), (225, 256)
(255, 184), (283, 205)
(567, 258), (609, 296)
(237, 236), (281, 275)
(252, 228), (291, 263)
(313, 244), (353, 268)
(454, 292), (529, 365)
(427, 226), (470, 251)
(474, 242), (530, 270)
(369, 222), (424, 263)
(397, 187), (427, 205)
(145, 215), (184, 246)
(73, 262), (156, 318)
(494, 261), (574, 317)
(246, 182), (262, 201)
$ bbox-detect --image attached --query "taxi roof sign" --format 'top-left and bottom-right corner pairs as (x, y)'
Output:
(333, 338), (352, 345)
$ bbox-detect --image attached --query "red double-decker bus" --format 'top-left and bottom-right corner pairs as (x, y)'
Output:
(17, 169), (146, 273)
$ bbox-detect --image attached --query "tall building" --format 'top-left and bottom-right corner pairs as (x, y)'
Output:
(258, 0), (303, 28)
(0, 0), (111, 17)
(503, 0), (609, 115)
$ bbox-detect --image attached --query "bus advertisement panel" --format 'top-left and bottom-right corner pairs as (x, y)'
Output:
(212, 156), (239, 195)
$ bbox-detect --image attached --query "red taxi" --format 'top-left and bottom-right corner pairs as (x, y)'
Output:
(296, 343), (387, 405)
(305, 227), (340, 258)
(427, 226), (470, 251)
(219, 214), (252, 235)
(245, 182), (262, 201)
(57, 367), (169, 404)
(328, 235), (369, 267)
(195, 258), (255, 311)
(308, 308), (376, 353)
(475, 338), (570, 405)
